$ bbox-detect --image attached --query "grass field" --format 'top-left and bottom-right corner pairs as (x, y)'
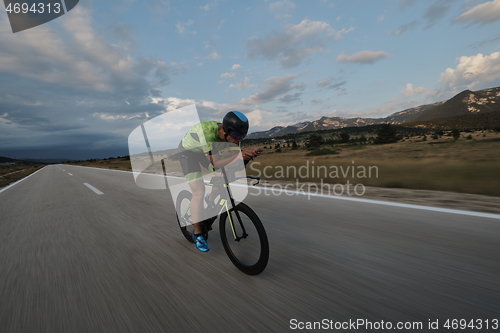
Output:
(0, 165), (45, 189)
(246, 130), (500, 197)
(63, 130), (500, 197)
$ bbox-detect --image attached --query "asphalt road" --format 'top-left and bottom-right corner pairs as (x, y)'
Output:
(1, 165), (499, 332)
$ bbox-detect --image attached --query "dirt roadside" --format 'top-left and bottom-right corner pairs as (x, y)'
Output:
(255, 178), (500, 215)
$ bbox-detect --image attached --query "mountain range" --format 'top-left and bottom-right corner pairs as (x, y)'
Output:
(0, 156), (68, 165)
(247, 86), (500, 139)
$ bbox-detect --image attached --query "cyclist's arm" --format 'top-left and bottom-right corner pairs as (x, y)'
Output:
(208, 150), (240, 169)
(206, 146), (260, 169)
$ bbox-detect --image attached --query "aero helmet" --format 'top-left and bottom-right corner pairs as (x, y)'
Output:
(222, 111), (249, 140)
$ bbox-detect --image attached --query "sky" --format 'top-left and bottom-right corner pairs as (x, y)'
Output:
(1, 0), (500, 160)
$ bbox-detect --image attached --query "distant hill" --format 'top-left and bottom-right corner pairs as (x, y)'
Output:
(247, 121), (312, 138)
(384, 101), (445, 123)
(0, 156), (17, 163)
(413, 88), (500, 122)
(0, 156), (45, 165)
(18, 158), (73, 164)
(299, 116), (379, 132)
(247, 86), (500, 138)
(403, 109), (500, 130)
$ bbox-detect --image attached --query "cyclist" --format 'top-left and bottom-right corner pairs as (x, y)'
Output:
(177, 111), (260, 252)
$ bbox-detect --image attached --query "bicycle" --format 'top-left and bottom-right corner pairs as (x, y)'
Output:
(175, 169), (269, 275)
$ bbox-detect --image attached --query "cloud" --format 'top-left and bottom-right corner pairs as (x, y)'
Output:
(145, 0), (170, 14)
(0, 13), (104, 92)
(438, 52), (500, 90)
(176, 19), (196, 35)
(269, 0), (296, 12)
(200, 0), (220, 11)
(389, 1), (454, 34)
(388, 20), (418, 35)
(239, 74), (305, 104)
(228, 77), (253, 90)
(468, 34), (500, 49)
(401, 83), (429, 98)
(206, 52), (223, 60)
(108, 0), (169, 16)
(274, 13), (292, 19)
(0, 81), (166, 159)
(378, 12), (387, 22)
(454, 0), (500, 26)
(317, 76), (347, 90)
(337, 50), (391, 64)
(245, 19), (354, 68)
(220, 72), (236, 78)
(0, 6), (177, 159)
(423, 1), (453, 28)
(0, 6), (171, 100)
(319, 0), (335, 9)
(279, 92), (303, 104)
(398, 0), (418, 9)
(110, 22), (137, 51)
(147, 96), (268, 130)
(231, 64), (242, 70)
(269, 0), (296, 18)
(170, 61), (190, 72)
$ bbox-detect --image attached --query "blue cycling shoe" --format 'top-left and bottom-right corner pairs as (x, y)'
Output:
(192, 233), (210, 252)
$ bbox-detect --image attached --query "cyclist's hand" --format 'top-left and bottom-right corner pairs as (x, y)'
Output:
(242, 148), (258, 160)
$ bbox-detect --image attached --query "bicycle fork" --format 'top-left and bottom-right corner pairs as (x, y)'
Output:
(219, 171), (248, 242)
(220, 198), (248, 242)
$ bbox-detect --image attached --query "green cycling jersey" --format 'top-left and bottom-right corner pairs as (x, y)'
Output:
(181, 120), (240, 155)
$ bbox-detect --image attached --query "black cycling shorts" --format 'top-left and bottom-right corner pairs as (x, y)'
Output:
(177, 144), (215, 182)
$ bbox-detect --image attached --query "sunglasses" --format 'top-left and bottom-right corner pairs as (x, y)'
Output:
(228, 129), (245, 140)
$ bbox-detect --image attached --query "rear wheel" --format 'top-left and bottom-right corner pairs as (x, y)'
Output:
(219, 203), (269, 275)
(175, 190), (209, 242)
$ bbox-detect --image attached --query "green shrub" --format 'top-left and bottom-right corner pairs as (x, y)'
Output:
(374, 124), (398, 144)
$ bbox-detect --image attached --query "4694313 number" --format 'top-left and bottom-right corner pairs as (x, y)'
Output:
(444, 319), (499, 330)
(5, 2), (62, 14)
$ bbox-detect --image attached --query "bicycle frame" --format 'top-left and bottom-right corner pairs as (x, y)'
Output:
(196, 168), (260, 240)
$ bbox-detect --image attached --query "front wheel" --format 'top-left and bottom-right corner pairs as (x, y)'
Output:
(219, 203), (269, 275)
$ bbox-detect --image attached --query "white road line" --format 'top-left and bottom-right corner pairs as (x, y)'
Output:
(65, 165), (500, 220)
(83, 183), (104, 195)
(68, 173), (73, 176)
(285, 189), (500, 220)
(0, 167), (48, 194)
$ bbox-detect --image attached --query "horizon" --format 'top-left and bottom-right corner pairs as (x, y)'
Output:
(2, 83), (499, 160)
(1, 1), (500, 160)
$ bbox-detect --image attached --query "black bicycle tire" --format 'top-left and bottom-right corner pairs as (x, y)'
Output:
(219, 203), (269, 275)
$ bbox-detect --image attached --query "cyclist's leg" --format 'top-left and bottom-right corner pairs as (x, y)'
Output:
(196, 152), (220, 205)
(207, 185), (220, 203)
(187, 178), (205, 234)
(178, 148), (209, 235)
